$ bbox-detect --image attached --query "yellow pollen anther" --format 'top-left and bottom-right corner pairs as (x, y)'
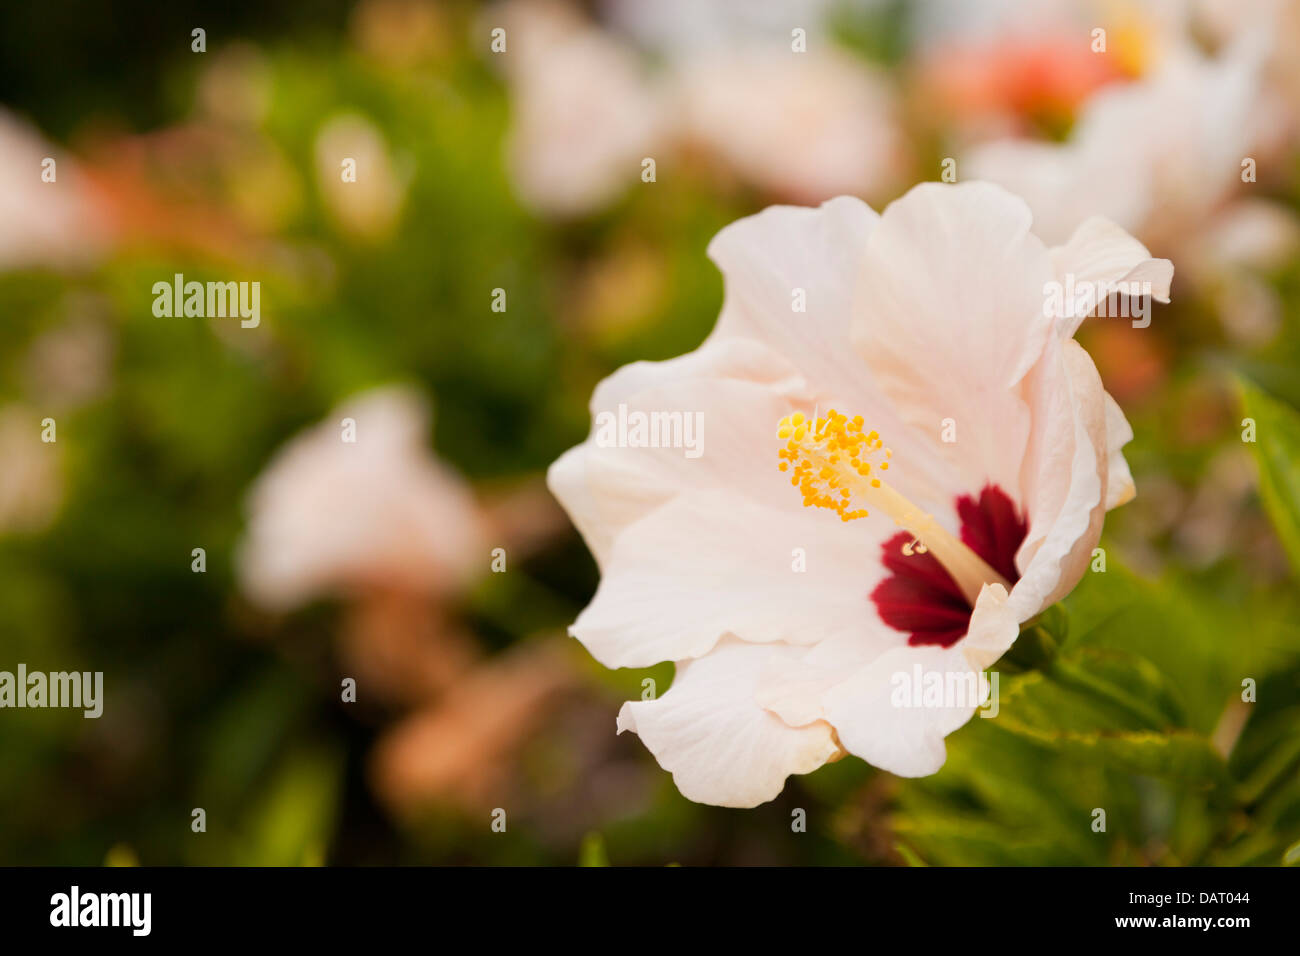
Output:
(776, 410), (1012, 605)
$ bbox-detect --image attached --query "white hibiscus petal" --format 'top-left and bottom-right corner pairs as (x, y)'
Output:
(548, 337), (807, 569)
(707, 192), (965, 516)
(1103, 390), (1136, 510)
(580, 376), (812, 544)
(1049, 216), (1173, 337)
(1011, 339), (1109, 620)
(706, 194), (881, 388)
(852, 181), (1054, 497)
(546, 444), (614, 569)
(823, 645), (985, 778)
(960, 582), (1021, 672)
(617, 638), (842, 808)
(571, 490), (886, 668)
(755, 629), (898, 728)
(822, 585), (1016, 777)
(761, 583), (1016, 742)
(590, 335), (805, 413)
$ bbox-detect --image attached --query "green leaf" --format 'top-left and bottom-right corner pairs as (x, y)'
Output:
(1004, 604), (1065, 671)
(1048, 648), (1187, 729)
(1001, 725), (1228, 786)
(1238, 378), (1300, 576)
(892, 842), (928, 867)
(578, 831), (609, 868)
(988, 654), (1228, 786)
(1061, 562), (1283, 733)
(1235, 723), (1300, 805)
(235, 746), (343, 867)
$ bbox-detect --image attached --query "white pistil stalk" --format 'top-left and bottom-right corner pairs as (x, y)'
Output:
(847, 466), (1009, 604)
(778, 409), (1011, 606)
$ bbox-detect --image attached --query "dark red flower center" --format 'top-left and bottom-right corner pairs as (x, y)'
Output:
(870, 484), (1028, 648)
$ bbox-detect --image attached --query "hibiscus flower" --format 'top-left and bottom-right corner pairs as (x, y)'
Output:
(237, 385), (485, 610)
(491, 0), (906, 217)
(964, 19), (1271, 248)
(549, 181), (1172, 807)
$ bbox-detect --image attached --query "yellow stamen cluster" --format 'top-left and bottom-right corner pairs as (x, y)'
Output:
(776, 409), (893, 522)
(778, 408), (1013, 605)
